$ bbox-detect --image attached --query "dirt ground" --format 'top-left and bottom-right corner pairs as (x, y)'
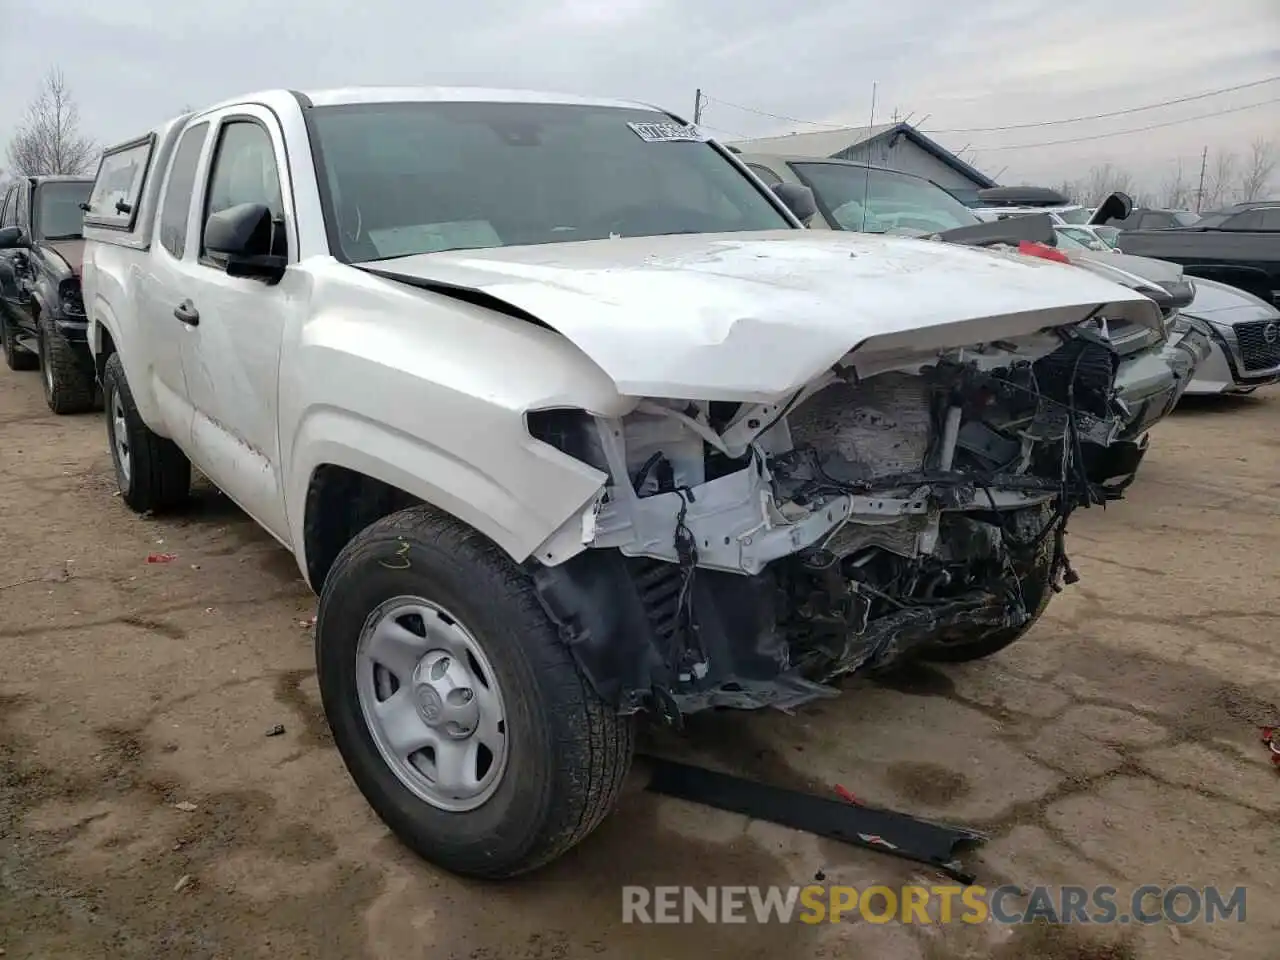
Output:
(1, 365), (1278, 960)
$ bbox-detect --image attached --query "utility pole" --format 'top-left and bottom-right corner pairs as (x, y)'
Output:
(1195, 145), (1208, 212)
(693, 88), (704, 125)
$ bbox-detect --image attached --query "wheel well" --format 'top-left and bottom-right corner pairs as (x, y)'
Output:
(96, 326), (116, 383)
(303, 465), (423, 590)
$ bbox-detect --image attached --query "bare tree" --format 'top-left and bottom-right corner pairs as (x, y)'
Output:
(1078, 163), (1135, 206)
(1237, 137), (1277, 202)
(1159, 161), (1193, 209)
(1201, 148), (1239, 210)
(1053, 178), (1080, 202)
(6, 68), (98, 176)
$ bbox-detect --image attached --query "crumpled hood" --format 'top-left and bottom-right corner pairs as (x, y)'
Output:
(370, 230), (1164, 400)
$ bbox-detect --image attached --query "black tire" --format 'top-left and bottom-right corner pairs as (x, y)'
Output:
(317, 505), (634, 879)
(919, 516), (1058, 664)
(2, 313), (37, 371)
(102, 352), (191, 512)
(37, 314), (97, 414)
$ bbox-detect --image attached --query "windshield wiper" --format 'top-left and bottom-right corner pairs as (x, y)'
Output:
(42, 233), (83, 241)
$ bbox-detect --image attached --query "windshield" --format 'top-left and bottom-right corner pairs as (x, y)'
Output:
(1091, 225), (1121, 248)
(789, 162), (980, 233)
(35, 181), (92, 239)
(1055, 227), (1108, 251)
(1056, 207), (1092, 224)
(308, 101), (792, 261)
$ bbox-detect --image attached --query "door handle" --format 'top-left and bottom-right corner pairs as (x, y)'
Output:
(173, 300), (200, 326)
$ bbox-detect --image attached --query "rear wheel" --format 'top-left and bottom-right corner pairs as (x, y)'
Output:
(102, 352), (191, 512)
(317, 505), (634, 878)
(37, 314), (97, 414)
(2, 314), (37, 371)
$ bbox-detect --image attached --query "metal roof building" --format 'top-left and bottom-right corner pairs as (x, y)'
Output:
(727, 122), (996, 204)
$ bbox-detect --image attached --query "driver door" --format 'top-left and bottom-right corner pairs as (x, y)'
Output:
(166, 107), (300, 541)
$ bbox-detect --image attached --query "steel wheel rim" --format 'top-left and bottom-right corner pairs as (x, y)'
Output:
(355, 595), (509, 812)
(110, 390), (131, 486)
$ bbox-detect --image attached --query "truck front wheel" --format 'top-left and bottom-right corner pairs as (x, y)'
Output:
(102, 353), (191, 512)
(38, 314), (97, 414)
(317, 506), (634, 878)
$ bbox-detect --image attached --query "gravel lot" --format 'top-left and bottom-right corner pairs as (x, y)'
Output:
(1, 364), (1277, 960)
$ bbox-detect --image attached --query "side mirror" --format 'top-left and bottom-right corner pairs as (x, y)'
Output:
(770, 182), (818, 224)
(204, 202), (286, 283)
(0, 226), (29, 249)
(1089, 191), (1134, 226)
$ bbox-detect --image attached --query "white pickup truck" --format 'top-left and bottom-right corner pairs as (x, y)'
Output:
(82, 86), (1167, 879)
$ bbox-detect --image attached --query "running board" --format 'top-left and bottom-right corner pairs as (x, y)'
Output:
(643, 758), (987, 884)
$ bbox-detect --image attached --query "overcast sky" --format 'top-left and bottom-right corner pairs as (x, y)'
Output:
(2, 0), (1277, 193)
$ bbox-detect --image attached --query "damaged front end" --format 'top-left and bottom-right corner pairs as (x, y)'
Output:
(528, 325), (1128, 719)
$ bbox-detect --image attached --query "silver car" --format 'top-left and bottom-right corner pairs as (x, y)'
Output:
(1176, 279), (1280, 395)
(1054, 228), (1280, 395)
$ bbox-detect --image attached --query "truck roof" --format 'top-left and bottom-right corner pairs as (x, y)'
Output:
(195, 85), (665, 118)
(24, 174), (94, 186)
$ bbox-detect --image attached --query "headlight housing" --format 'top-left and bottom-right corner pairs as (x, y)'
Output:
(58, 278), (84, 317)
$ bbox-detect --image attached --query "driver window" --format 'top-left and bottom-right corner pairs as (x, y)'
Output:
(0, 187), (14, 227)
(201, 120), (286, 260)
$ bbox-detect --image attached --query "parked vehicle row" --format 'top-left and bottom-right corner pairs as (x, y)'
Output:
(9, 85), (1258, 881)
(0, 175), (99, 412)
(1051, 228), (1280, 395)
(736, 152), (1280, 399)
(1107, 200), (1280, 308)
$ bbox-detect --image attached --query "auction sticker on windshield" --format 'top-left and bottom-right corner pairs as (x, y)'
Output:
(627, 121), (707, 142)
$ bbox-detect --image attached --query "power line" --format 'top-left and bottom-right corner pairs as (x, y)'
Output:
(704, 75), (1280, 140)
(700, 123), (750, 140)
(920, 75), (1279, 133)
(969, 96), (1280, 151)
(703, 95), (847, 128)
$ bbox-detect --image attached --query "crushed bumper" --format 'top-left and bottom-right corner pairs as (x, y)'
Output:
(1081, 324), (1209, 491)
(1112, 323), (1211, 439)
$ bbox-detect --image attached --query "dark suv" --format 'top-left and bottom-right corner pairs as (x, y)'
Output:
(0, 175), (98, 413)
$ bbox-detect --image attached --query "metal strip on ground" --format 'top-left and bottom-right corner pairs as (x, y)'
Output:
(643, 757), (988, 884)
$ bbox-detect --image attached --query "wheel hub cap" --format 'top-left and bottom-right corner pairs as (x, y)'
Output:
(355, 597), (508, 812)
(111, 392), (131, 485)
(411, 652), (480, 737)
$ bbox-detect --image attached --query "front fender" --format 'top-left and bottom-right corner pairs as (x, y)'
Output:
(29, 288), (52, 328)
(286, 406), (608, 579)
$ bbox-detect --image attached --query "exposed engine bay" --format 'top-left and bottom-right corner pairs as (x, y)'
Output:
(529, 327), (1128, 718)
